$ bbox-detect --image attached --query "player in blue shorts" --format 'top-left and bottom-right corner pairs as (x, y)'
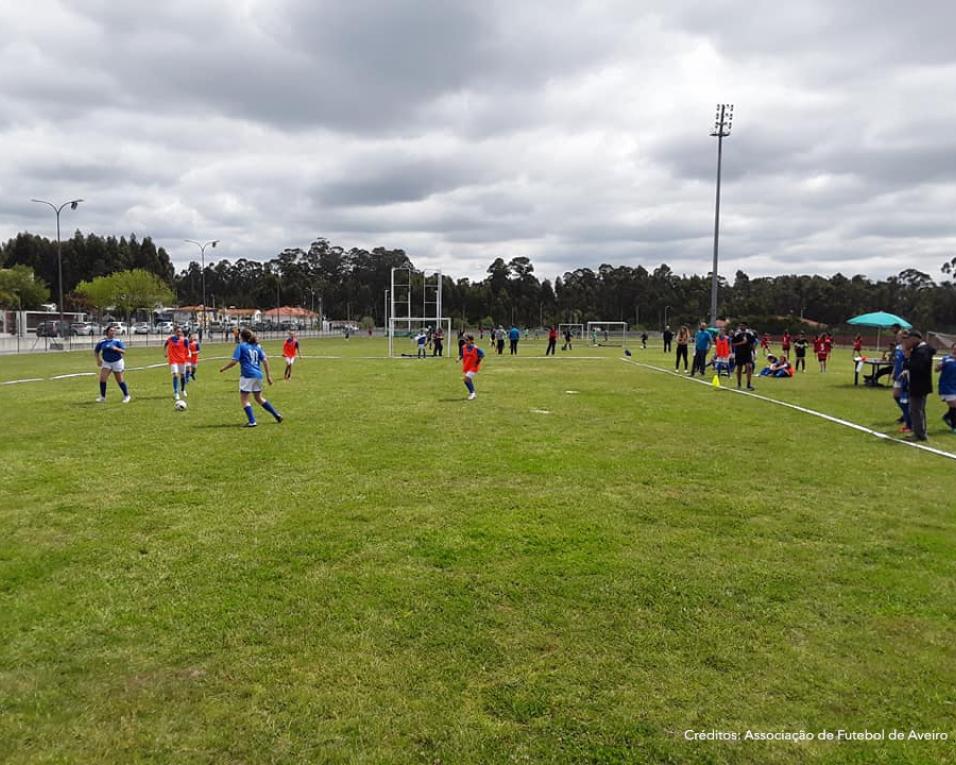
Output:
(218, 328), (283, 427)
(94, 325), (131, 403)
(936, 342), (956, 432)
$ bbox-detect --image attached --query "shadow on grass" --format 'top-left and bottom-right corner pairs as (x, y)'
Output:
(191, 422), (257, 429)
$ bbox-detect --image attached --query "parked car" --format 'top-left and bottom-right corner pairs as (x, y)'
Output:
(109, 321), (128, 335)
(155, 321), (174, 335)
(35, 320), (71, 338)
(73, 321), (103, 336)
(133, 322), (151, 335)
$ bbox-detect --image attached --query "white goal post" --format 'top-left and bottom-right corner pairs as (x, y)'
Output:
(387, 266), (453, 359)
(388, 317), (453, 358)
(558, 323), (585, 338)
(587, 321), (628, 347)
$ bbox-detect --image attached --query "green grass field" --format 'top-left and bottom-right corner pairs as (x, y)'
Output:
(2, 337), (955, 764)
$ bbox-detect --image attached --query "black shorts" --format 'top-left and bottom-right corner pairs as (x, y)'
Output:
(735, 353), (753, 367)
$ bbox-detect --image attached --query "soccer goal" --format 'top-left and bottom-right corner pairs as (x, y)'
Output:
(388, 317), (453, 358)
(587, 321), (628, 347)
(558, 323), (585, 339)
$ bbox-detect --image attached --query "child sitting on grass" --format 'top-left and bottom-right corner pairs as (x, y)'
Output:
(759, 355), (793, 378)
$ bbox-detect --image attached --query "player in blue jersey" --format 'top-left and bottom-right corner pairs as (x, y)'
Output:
(94, 325), (131, 403)
(218, 328), (283, 427)
(936, 341), (956, 432)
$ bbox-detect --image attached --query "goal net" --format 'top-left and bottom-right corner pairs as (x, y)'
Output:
(587, 321), (628, 347)
(388, 317), (453, 358)
(558, 323), (584, 339)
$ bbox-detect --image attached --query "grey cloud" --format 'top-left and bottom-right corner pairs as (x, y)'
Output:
(2, 0), (956, 283)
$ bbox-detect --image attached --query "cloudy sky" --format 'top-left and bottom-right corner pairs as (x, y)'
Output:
(3, 0), (956, 282)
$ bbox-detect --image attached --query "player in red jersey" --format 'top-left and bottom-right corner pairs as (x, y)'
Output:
(781, 330), (792, 356)
(164, 326), (191, 400)
(760, 333), (771, 356)
(813, 335), (828, 373)
(852, 334), (863, 356)
(282, 330), (301, 380)
(186, 332), (201, 381)
(461, 334), (485, 400)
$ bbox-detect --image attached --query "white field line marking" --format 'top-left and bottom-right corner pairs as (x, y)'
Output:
(620, 356), (956, 463)
(2, 377), (44, 385)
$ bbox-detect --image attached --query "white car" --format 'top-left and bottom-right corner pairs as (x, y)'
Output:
(109, 321), (128, 335)
(133, 322), (151, 335)
(155, 321), (174, 334)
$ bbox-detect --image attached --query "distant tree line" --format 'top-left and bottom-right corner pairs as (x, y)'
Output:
(2, 231), (955, 331)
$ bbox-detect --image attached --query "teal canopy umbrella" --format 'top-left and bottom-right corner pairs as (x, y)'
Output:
(847, 311), (912, 330)
(847, 311), (912, 352)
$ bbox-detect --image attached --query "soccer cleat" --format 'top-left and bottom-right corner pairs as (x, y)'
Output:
(182, 389), (188, 398)
(746, 385), (755, 391)
(899, 426), (911, 434)
(95, 396), (105, 403)
(174, 393), (180, 401)
(122, 395), (131, 404)
(244, 421), (258, 428)
(467, 392), (477, 400)
(275, 414), (283, 423)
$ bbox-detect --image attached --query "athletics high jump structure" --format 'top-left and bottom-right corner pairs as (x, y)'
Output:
(387, 266), (452, 358)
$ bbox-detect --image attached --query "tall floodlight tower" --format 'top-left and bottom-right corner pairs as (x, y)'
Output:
(709, 103), (733, 327)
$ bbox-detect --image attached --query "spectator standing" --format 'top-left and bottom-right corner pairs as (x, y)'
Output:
(732, 322), (758, 390)
(546, 325), (558, 356)
(662, 325), (673, 353)
(508, 325), (520, 355)
(936, 342), (956, 431)
(691, 322), (712, 377)
(675, 325), (690, 372)
(904, 331), (935, 441)
(890, 327), (909, 426)
(497, 326), (506, 355)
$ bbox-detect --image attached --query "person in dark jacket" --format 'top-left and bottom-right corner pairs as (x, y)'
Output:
(903, 331), (935, 441)
(662, 325), (673, 353)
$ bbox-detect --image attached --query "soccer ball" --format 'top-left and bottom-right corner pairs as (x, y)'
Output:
(175, 399), (188, 411)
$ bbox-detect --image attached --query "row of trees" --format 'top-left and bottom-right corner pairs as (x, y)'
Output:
(0, 232), (175, 304)
(176, 240), (956, 331)
(2, 230), (955, 331)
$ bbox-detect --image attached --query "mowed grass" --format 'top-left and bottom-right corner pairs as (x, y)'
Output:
(1, 337), (955, 764)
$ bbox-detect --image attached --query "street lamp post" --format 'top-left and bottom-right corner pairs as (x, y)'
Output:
(31, 198), (82, 334)
(13, 288), (21, 353)
(709, 104), (733, 327)
(306, 287), (317, 333)
(664, 304), (671, 329)
(184, 239), (218, 336)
